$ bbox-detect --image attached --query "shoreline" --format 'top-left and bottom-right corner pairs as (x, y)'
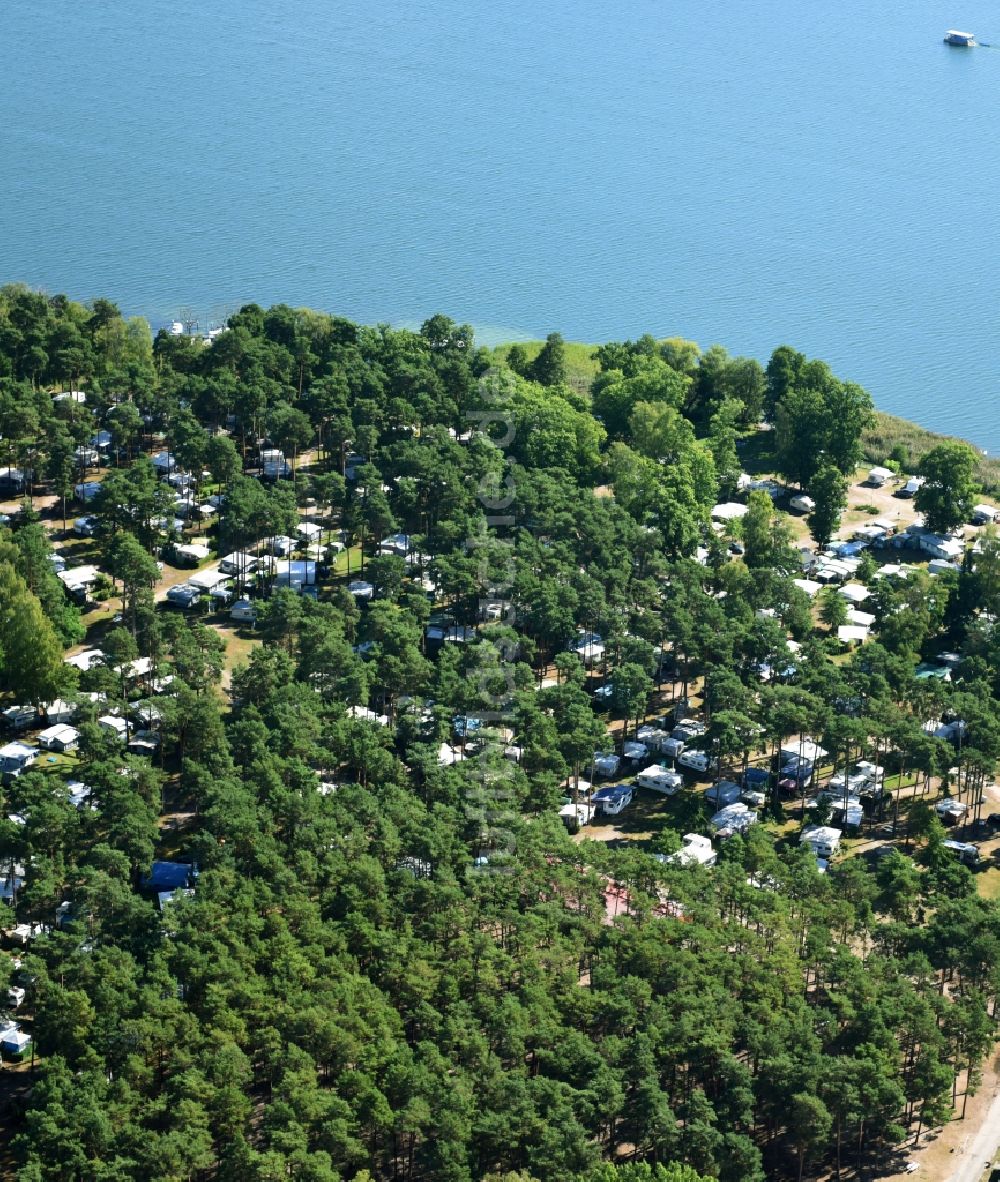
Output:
(492, 338), (1000, 493)
(140, 313), (998, 462)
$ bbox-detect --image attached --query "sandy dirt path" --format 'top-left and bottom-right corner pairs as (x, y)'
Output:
(942, 1081), (1000, 1182)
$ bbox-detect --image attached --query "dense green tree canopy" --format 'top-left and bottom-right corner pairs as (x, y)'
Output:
(0, 288), (995, 1182)
(915, 440), (979, 533)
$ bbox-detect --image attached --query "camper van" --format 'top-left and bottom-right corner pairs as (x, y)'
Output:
(636, 765), (683, 794)
(677, 748), (712, 775)
(705, 780), (741, 806)
(801, 825), (842, 860)
(943, 840), (980, 867)
(592, 784), (633, 816)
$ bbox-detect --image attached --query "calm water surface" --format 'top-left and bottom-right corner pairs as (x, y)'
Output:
(2, 1), (1000, 446)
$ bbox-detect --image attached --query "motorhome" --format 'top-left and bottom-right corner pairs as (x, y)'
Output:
(636, 765), (683, 794)
(678, 749), (712, 775)
(669, 834), (717, 867)
(943, 840), (980, 866)
(591, 784), (634, 816)
(801, 825), (842, 860)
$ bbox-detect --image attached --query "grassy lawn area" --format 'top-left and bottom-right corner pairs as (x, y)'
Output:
(863, 410), (1000, 493)
(734, 429), (779, 477)
(333, 544), (363, 576)
(578, 787), (681, 847)
(976, 867), (1000, 900)
(36, 751), (80, 776)
(80, 602), (122, 633)
(490, 341), (600, 395)
(54, 534), (103, 562)
(768, 815), (802, 840)
(886, 771), (919, 792)
(207, 622), (260, 688)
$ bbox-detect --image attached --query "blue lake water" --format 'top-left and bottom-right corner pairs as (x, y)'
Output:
(2, 0), (1000, 447)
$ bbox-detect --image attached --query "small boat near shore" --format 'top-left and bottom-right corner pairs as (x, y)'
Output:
(944, 29), (976, 47)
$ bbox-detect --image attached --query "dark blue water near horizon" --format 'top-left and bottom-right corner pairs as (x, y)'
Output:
(3, 1), (1000, 447)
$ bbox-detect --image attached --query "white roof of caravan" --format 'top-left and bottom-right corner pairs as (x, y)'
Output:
(711, 502), (749, 520)
(927, 535), (963, 557)
(838, 583), (871, 604)
(801, 825), (842, 845)
(671, 835), (716, 865)
(873, 562), (910, 579)
(273, 559), (316, 587)
(0, 742), (35, 759)
(838, 624), (870, 644)
(116, 656), (153, 678)
(38, 724), (78, 744)
(710, 803), (757, 830)
(347, 705), (389, 727)
(64, 648), (104, 671)
(437, 743), (459, 766)
(837, 801), (865, 824)
(65, 780), (91, 808)
(780, 737), (827, 761)
(0, 1029), (31, 1052)
(638, 763), (676, 779)
(793, 578), (821, 598)
(845, 609), (875, 627)
(187, 566), (230, 590)
(58, 565), (101, 589)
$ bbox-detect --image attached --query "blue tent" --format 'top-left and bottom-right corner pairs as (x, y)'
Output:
(743, 767), (770, 789)
(143, 861), (194, 891)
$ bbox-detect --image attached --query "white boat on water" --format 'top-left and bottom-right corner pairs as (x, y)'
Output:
(944, 30), (975, 46)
